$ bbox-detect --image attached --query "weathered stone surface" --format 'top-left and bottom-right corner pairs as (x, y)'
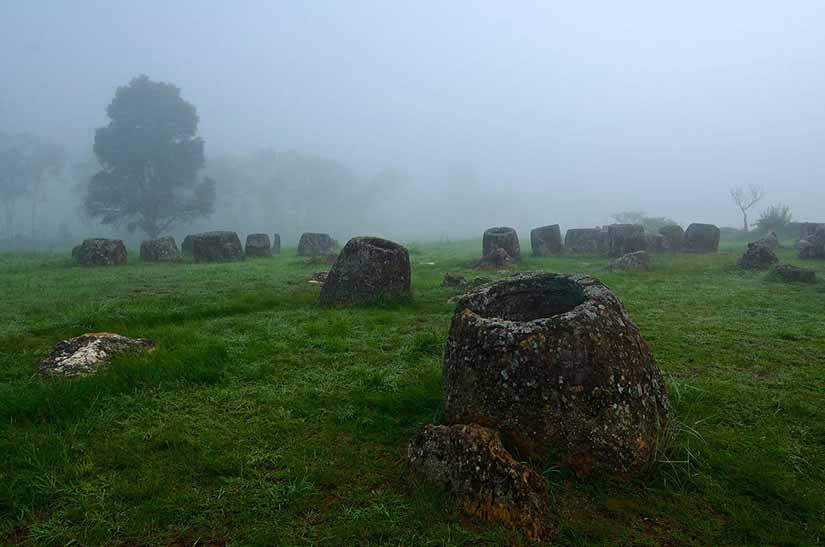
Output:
(72, 238), (127, 266)
(658, 225), (684, 252)
(181, 234), (196, 256)
(482, 227), (520, 262)
(319, 236), (411, 306)
(140, 236), (179, 262)
(800, 222), (825, 241)
(607, 224), (647, 257)
(443, 273), (669, 478)
(298, 232), (336, 257)
(798, 227), (825, 259)
(752, 232), (779, 251)
(645, 233), (669, 253)
(272, 233), (281, 255)
(475, 248), (512, 270)
(245, 233), (272, 257)
(683, 223), (720, 253)
(609, 250), (650, 271)
(192, 231), (244, 262)
(443, 273), (468, 289)
(738, 241), (778, 270)
(771, 264), (816, 283)
(407, 423), (550, 540)
(39, 332), (155, 377)
(564, 228), (603, 253)
(530, 224), (563, 257)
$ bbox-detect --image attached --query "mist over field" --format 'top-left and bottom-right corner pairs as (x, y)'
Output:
(2, 1), (824, 245)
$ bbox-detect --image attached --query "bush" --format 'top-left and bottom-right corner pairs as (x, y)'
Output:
(756, 203), (792, 235)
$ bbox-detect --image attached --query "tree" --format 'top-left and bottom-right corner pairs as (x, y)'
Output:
(729, 184), (765, 232)
(23, 137), (65, 238)
(85, 75), (215, 239)
(0, 133), (63, 239)
(755, 203), (792, 234)
(0, 134), (27, 237)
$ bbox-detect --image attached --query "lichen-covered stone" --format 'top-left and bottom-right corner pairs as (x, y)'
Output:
(609, 250), (650, 271)
(39, 332), (155, 377)
(483, 227), (520, 262)
(245, 233), (272, 257)
(475, 248), (512, 270)
(319, 237), (410, 306)
(607, 224), (646, 257)
(737, 242), (778, 270)
(140, 236), (179, 262)
(443, 273), (669, 478)
(752, 232), (779, 251)
(658, 225), (684, 252)
(298, 232), (336, 257)
(530, 224), (563, 257)
(272, 233), (281, 255)
(192, 231), (244, 262)
(564, 228), (603, 253)
(770, 264), (816, 283)
(72, 238), (127, 266)
(407, 423), (550, 540)
(684, 223), (720, 253)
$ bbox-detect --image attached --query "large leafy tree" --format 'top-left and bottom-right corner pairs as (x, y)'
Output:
(86, 75), (215, 239)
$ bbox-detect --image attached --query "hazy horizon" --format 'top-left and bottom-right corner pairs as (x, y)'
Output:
(2, 1), (824, 241)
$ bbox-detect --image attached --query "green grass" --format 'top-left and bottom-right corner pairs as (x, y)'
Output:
(1, 240), (823, 546)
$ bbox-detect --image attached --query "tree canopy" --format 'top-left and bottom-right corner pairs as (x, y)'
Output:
(85, 75), (214, 239)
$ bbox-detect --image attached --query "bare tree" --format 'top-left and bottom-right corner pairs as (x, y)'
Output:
(729, 184), (765, 232)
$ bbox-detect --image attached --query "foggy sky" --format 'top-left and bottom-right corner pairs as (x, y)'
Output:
(2, 1), (824, 230)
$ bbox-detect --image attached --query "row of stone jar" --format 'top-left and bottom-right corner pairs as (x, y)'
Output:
(71, 231), (339, 265)
(484, 222), (721, 261)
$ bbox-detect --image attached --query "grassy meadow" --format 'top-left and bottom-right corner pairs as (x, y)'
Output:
(0, 239), (823, 546)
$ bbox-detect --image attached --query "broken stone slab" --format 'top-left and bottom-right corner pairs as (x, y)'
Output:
(475, 248), (512, 270)
(407, 423), (551, 541)
(609, 250), (651, 271)
(770, 264), (816, 283)
(738, 241), (778, 270)
(39, 333), (155, 377)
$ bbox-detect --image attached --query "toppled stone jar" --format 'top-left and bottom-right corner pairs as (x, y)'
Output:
(442, 273), (669, 478)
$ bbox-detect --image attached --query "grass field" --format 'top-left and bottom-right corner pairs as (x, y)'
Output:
(1, 239), (823, 546)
